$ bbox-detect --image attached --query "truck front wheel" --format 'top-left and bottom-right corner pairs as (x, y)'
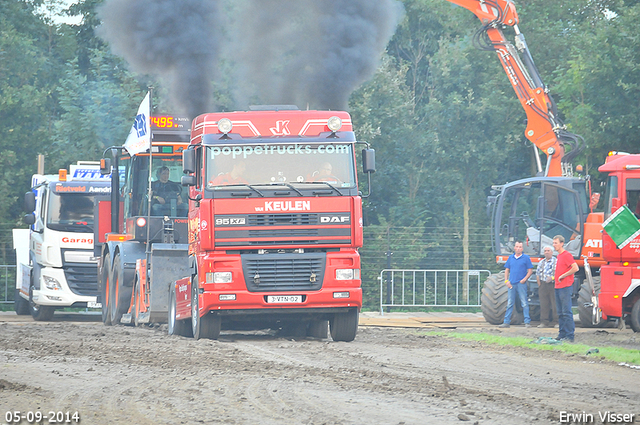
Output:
(191, 278), (220, 340)
(14, 288), (29, 315)
(168, 284), (192, 337)
(330, 309), (358, 342)
(630, 298), (640, 333)
(29, 281), (54, 321)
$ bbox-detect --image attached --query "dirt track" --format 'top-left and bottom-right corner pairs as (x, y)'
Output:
(1, 312), (639, 425)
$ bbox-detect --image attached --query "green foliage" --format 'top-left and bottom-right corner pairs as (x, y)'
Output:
(426, 330), (640, 365)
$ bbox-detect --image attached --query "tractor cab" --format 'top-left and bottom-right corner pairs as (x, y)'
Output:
(488, 177), (589, 259)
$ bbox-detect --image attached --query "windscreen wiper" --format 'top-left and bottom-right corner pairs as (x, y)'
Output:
(307, 181), (343, 196)
(212, 183), (265, 197)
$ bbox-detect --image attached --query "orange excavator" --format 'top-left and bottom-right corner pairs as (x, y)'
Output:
(443, 1), (640, 328)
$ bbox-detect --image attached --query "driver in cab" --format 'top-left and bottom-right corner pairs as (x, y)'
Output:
(312, 162), (340, 183)
(151, 166), (187, 217)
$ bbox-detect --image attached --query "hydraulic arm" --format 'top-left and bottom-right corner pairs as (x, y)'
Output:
(448, 0), (583, 176)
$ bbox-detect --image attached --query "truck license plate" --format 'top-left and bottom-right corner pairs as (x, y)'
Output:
(88, 302), (102, 308)
(267, 295), (302, 304)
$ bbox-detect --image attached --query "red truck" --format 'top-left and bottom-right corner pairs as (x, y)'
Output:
(169, 108), (375, 341)
(593, 152), (640, 331)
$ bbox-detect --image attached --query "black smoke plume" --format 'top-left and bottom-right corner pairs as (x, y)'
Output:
(97, 0), (403, 114)
(232, 0), (404, 110)
(96, 0), (221, 118)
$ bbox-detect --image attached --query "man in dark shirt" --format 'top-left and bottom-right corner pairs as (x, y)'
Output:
(151, 166), (187, 217)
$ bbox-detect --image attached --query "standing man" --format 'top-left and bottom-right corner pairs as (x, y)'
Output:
(499, 241), (534, 328)
(553, 235), (579, 342)
(536, 246), (558, 328)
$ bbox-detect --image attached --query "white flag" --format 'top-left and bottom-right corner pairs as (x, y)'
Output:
(123, 92), (151, 155)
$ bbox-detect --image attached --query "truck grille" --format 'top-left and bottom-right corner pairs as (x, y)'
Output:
(248, 214), (317, 226)
(63, 264), (99, 296)
(241, 253), (325, 292)
(215, 212), (352, 247)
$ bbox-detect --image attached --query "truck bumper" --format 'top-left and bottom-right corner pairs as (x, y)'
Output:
(32, 267), (98, 307)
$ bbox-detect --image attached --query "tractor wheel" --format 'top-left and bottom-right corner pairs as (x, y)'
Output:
(191, 277), (220, 340)
(110, 254), (132, 325)
(14, 288), (30, 315)
(578, 277), (602, 328)
(481, 271), (508, 325)
(630, 298), (640, 333)
(330, 309), (358, 342)
(100, 253), (112, 326)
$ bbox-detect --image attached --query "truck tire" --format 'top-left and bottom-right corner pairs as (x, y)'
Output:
(481, 271), (508, 325)
(110, 254), (132, 325)
(100, 253), (112, 326)
(630, 299), (640, 333)
(29, 282), (55, 321)
(307, 320), (329, 339)
(578, 277), (602, 328)
(14, 288), (30, 315)
(330, 309), (358, 342)
(168, 284), (192, 337)
(191, 278), (220, 340)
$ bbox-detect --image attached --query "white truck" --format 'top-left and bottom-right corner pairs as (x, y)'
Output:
(14, 162), (111, 320)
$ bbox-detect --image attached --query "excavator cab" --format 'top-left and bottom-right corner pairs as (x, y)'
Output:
(489, 177), (588, 259)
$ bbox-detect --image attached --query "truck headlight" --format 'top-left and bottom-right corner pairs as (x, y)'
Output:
(206, 272), (232, 284)
(336, 269), (360, 280)
(43, 275), (62, 290)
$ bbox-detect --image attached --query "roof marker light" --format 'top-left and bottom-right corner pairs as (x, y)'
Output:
(217, 118), (233, 134)
(327, 116), (342, 132)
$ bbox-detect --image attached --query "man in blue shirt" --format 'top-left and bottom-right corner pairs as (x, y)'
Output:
(499, 241), (534, 328)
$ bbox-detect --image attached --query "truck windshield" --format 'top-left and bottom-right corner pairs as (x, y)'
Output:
(47, 193), (96, 232)
(206, 143), (356, 189)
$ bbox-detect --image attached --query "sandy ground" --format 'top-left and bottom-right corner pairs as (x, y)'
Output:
(0, 311), (639, 425)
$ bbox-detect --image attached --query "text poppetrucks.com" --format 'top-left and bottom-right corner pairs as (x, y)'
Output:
(559, 411), (636, 423)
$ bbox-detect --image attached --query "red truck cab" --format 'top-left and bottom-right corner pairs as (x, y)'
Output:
(170, 108), (375, 341)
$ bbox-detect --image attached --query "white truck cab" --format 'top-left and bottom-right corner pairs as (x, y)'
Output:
(14, 162), (111, 320)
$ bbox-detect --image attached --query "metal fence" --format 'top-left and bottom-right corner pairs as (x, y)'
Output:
(379, 269), (491, 314)
(0, 264), (16, 305)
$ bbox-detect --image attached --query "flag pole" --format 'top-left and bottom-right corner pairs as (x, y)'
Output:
(146, 87), (154, 253)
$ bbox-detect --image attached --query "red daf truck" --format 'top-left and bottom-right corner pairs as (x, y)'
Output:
(592, 152), (640, 331)
(169, 108), (375, 341)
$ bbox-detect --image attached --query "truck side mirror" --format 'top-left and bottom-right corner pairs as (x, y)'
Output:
(183, 149), (196, 174)
(362, 148), (376, 173)
(24, 191), (36, 212)
(181, 175), (196, 187)
(100, 158), (111, 175)
(24, 213), (35, 225)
